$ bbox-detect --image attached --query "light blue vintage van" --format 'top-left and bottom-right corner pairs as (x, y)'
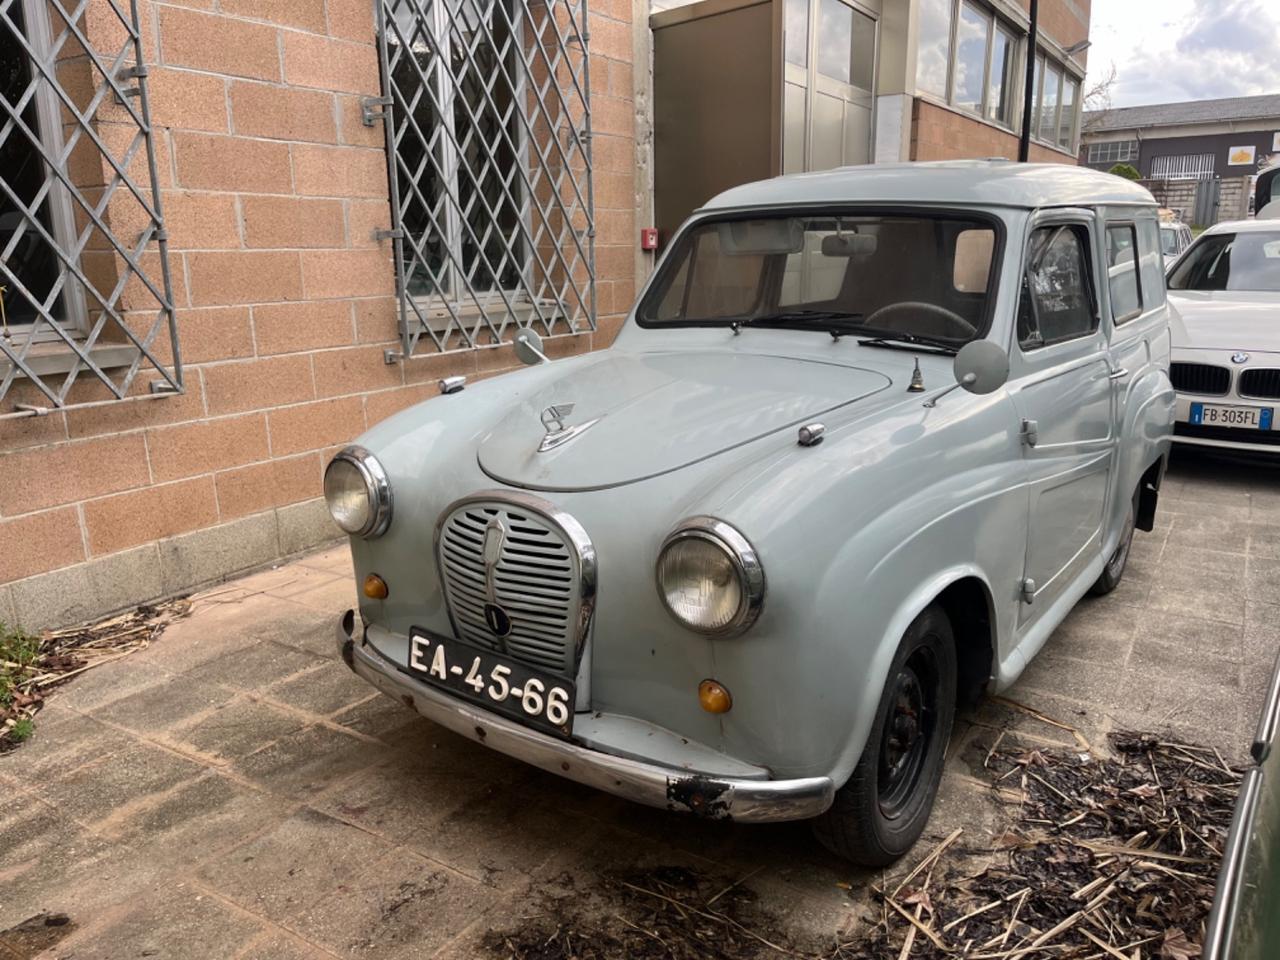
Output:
(327, 160), (1174, 864)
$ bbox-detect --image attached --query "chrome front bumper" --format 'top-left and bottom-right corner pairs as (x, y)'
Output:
(337, 611), (834, 823)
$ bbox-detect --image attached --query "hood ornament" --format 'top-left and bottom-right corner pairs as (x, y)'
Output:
(538, 402), (600, 453)
(1232, 352), (1250, 364)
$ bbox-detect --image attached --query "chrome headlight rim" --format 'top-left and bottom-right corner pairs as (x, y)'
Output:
(325, 445), (393, 539)
(657, 516), (765, 637)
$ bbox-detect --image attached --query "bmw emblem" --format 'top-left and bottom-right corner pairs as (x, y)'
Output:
(483, 602), (513, 637)
(1232, 352), (1250, 364)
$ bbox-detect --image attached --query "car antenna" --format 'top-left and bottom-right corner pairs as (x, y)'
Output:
(907, 358), (925, 392)
(730, 320), (741, 336)
(830, 329), (843, 342)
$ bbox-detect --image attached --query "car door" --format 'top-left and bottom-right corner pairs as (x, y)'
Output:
(1009, 212), (1114, 627)
(1101, 215), (1164, 534)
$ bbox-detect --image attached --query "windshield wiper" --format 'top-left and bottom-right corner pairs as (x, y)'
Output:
(856, 333), (959, 356)
(730, 310), (865, 336)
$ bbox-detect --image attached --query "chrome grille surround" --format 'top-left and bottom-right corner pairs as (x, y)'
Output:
(1169, 362), (1231, 396)
(435, 492), (596, 677)
(1240, 369), (1280, 401)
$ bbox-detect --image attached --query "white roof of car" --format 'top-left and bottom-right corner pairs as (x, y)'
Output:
(1202, 218), (1280, 235)
(702, 160), (1157, 212)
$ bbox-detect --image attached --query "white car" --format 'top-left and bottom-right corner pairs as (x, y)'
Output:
(1159, 219), (1193, 260)
(1167, 214), (1280, 452)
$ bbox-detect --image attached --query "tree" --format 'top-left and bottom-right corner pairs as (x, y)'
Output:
(1109, 163), (1141, 181)
(1080, 63), (1118, 135)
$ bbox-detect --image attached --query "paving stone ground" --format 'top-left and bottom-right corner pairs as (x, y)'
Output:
(2, 450), (1276, 958)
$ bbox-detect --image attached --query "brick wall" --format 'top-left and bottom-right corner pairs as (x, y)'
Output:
(0, 0), (638, 630)
(911, 100), (1079, 165)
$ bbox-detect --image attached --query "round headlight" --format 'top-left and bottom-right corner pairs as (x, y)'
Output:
(324, 446), (392, 538)
(656, 519), (764, 636)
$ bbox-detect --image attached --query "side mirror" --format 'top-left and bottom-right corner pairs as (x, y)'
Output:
(513, 329), (549, 366)
(923, 340), (1009, 408)
(954, 339), (1009, 394)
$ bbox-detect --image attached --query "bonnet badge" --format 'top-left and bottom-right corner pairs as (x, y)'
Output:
(538, 402), (600, 453)
(1232, 352), (1250, 364)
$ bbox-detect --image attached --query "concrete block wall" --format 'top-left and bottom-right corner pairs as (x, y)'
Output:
(0, 0), (639, 631)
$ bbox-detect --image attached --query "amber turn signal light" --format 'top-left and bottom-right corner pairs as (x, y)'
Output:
(363, 573), (389, 599)
(698, 679), (732, 714)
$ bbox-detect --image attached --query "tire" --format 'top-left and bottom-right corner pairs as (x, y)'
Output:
(1089, 496), (1136, 597)
(812, 604), (957, 866)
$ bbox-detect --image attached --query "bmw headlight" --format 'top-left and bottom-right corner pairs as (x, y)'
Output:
(324, 446), (392, 538)
(656, 518), (764, 636)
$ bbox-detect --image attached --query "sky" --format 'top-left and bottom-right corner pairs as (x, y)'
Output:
(1087, 0), (1280, 109)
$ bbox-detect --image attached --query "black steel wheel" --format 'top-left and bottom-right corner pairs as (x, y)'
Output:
(1090, 496), (1137, 597)
(812, 604), (957, 866)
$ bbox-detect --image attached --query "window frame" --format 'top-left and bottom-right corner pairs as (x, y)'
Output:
(1028, 47), (1082, 154)
(1017, 220), (1100, 352)
(1086, 140), (1140, 165)
(3, 0), (90, 342)
(1104, 221), (1144, 326)
(916, 0), (1021, 131)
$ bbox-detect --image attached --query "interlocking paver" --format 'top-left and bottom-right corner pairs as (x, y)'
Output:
(3, 451), (1277, 957)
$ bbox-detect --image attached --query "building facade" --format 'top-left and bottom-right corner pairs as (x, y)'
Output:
(1, 0), (1088, 631)
(1080, 94), (1280, 182)
(649, 0), (1089, 234)
(0, 0), (648, 629)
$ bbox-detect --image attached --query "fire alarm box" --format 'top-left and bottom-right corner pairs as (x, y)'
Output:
(640, 227), (659, 251)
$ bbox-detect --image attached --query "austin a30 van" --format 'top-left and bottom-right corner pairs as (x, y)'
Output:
(328, 161), (1174, 864)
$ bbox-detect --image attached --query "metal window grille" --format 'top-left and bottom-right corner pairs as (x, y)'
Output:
(1086, 140), (1139, 165)
(1150, 154), (1215, 181)
(0, 0), (179, 419)
(374, 0), (596, 360)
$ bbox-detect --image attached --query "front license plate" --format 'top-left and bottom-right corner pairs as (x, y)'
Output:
(1190, 402), (1273, 429)
(407, 629), (574, 738)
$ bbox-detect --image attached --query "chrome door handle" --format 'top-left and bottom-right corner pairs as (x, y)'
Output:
(1108, 367), (1129, 380)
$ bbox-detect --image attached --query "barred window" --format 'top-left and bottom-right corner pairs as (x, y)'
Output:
(1086, 140), (1140, 165)
(1150, 154), (1215, 181)
(0, 0), (179, 417)
(377, 0), (596, 358)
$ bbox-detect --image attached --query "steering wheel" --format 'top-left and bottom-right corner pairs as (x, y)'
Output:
(863, 301), (977, 340)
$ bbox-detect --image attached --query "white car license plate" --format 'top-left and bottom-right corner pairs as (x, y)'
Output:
(1190, 402), (1274, 430)
(407, 629), (574, 738)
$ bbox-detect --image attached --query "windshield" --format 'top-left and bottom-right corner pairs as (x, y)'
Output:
(1159, 225), (1181, 256)
(636, 212), (1000, 344)
(1168, 231), (1280, 292)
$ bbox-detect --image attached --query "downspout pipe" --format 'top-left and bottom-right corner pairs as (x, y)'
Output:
(1018, 0), (1038, 162)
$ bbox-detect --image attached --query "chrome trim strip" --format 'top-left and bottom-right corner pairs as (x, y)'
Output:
(657, 516), (766, 637)
(1202, 766), (1263, 960)
(433, 489), (597, 669)
(1253, 649), (1280, 764)
(326, 445), (393, 538)
(338, 613), (833, 822)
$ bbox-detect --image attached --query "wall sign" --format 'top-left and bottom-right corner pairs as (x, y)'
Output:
(1228, 144), (1257, 166)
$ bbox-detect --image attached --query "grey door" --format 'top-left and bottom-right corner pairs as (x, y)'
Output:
(1010, 214), (1115, 625)
(782, 0), (876, 173)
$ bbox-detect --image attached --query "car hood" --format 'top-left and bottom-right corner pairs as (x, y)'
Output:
(1169, 291), (1280, 352)
(476, 350), (892, 491)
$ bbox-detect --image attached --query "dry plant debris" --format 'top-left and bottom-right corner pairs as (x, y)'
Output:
(0, 599), (191, 751)
(853, 731), (1240, 959)
(482, 732), (1239, 960)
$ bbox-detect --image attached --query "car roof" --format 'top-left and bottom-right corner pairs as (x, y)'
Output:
(701, 160), (1158, 213)
(1202, 219), (1280, 235)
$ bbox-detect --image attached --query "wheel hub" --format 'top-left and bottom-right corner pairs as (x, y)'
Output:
(878, 649), (938, 819)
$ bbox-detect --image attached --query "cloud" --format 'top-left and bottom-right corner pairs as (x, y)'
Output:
(1089, 0), (1280, 108)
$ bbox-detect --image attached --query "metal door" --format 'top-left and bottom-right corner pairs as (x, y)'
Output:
(1010, 214), (1115, 626)
(1193, 177), (1221, 228)
(782, 0), (876, 173)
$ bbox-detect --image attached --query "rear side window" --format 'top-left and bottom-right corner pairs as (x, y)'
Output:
(1105, 224), (1143, 323)
(1018, 224), (1097, 350)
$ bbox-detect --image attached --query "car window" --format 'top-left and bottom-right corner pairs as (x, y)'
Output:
(638, 212), (1001, 345)
(1018, 224), (1097, 350)
(1105, 224), (1143, 323)
(1159, 226), (1180, 256)
(1168, 230), (1280, 292)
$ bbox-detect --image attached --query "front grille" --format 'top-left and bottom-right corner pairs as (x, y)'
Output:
(1169, 362), (1230, 396)
(1240, 369), (1280, 400)
(437, 500), (586, 676)
(1175, 423), (1280, 446)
